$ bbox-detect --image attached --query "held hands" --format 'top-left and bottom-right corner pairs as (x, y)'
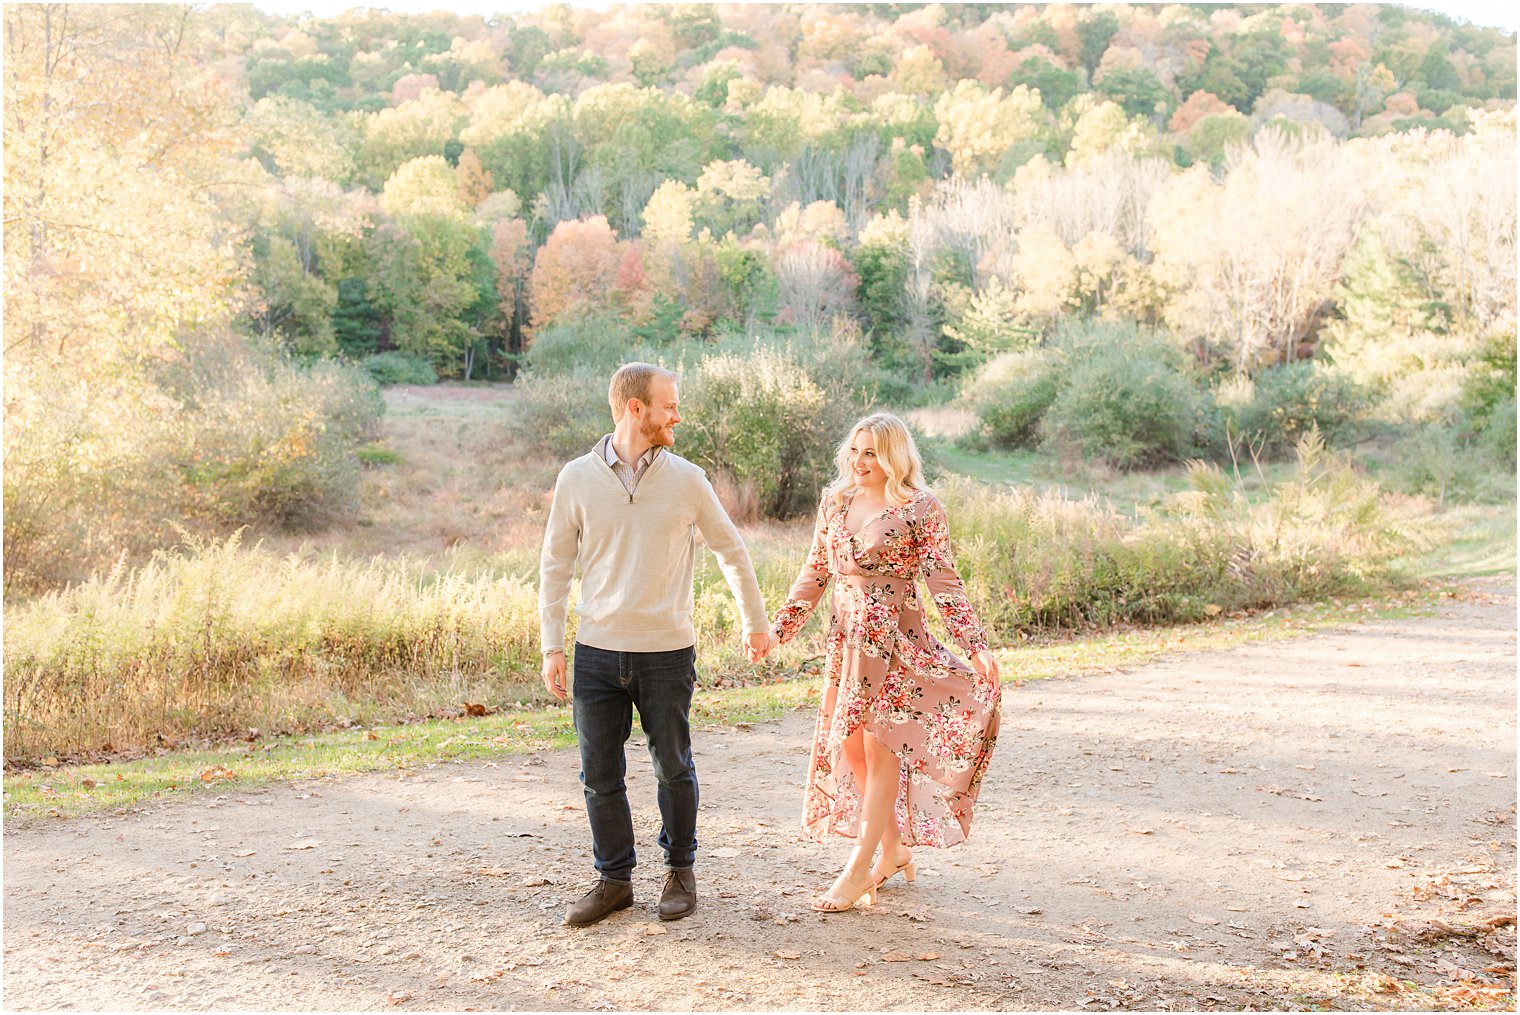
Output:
(746, 631), (778, 663)
(541, 650), (568, 702)
(971, 649), (999, 686)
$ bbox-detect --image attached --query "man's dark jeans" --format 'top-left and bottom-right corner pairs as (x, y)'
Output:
(571, 643), (698, 884)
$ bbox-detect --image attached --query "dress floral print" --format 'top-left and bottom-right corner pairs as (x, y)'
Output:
(771, 488), (1001, 848)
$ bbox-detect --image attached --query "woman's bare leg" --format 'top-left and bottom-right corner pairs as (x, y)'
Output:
(845, 724), (910, 886)
(840, 724), (867, 797)
(816, 727), (900, 909)
(871, 784), (912, 886)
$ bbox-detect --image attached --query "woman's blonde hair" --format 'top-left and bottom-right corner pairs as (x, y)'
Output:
(826, 412), (927, 509)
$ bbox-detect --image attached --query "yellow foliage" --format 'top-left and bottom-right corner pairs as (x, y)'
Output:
(642, 180), (697, 244)
(381, 156), (469, 220)
(891, 43), (948, 95)
(1012, 221), (1078, 320)
(933, 80), (1044, 177)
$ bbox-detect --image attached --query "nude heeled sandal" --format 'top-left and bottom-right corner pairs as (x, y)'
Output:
(873, 857), (916, 889)
(811, 876), (877, 913)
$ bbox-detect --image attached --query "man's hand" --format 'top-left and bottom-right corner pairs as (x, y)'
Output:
(541, 651), (568, 702)
(971, 649), (999, 685)
(745, 631), (776, 663)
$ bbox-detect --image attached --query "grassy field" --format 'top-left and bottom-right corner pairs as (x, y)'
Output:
(2, 581), (1452, 822)
(3, 382), (1512, 813)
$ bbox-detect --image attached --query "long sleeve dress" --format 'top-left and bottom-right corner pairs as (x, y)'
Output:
(770, 487), (1001, 849)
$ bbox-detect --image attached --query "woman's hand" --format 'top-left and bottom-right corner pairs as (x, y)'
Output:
(747, 631), (779, 662)
(971, 649), (999, 685)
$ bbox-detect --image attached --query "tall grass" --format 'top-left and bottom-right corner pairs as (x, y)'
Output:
(4, 339), (382, 592)
(944, 432), (1413, 630)
(4, 435), (1413, 766)
(2, 532), (542, 765)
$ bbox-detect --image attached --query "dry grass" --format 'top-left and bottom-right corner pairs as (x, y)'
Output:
(260, 384), (555, 569)
(1, 389), (1429, 768)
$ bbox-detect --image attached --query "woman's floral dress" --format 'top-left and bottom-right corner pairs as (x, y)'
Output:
(771, 487), (1001, 848)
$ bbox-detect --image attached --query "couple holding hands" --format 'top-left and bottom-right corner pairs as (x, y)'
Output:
(538, 363), (1002, 927)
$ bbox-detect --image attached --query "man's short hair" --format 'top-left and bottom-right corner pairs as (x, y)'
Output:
(608, 363), (677, 423)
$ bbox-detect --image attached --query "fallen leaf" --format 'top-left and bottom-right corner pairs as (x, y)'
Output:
(199, 765), (237, 783)
(232, 850), (255, 858)
(283, 841), (318, 851)
(916, 952), (941, 961)
(711, 847), (741, 859)
(774, 950), (800, 960)
(882, 951), (913, 962)
(1189, 914), (1221, 925)
(1124, 824), (1154, 835)
(477, 867), (510, 877)
(643, 925), (668, 936)
(463, 703), (490, 717)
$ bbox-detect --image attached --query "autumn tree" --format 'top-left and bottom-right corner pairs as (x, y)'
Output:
(1150, 127), (1367, 372)
(932, 80), (1045, 177)
(528, 215), (624, 330)
(775, 241), (857, 336)
(455, 147), (494, 207)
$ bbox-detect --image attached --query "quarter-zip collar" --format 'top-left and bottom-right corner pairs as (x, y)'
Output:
(590, 434), (668, 503)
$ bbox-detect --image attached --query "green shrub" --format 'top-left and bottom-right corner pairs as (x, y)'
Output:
(1042, 346), (1207, 470)
(680, 343), (858, 518)
(174, 355), (382, 527)
(512, 365), (611, 458)
(1462, 331), (1518, 423)
(1477, 396), (1518, 470)
(962, 348), (1068, 449)
(513, 327), (872, 514)
(524, 314), (647, 378)
(1393, 416), (1517, 504)
(357, 443), (405, 466)
(359, 351), (438, 385)
(1223, 362), (1369, 457)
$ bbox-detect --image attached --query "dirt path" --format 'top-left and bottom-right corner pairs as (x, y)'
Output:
(4, 582), (1515, 1011)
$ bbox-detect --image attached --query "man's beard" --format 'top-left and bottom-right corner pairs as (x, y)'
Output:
(640, 415), (674, 446)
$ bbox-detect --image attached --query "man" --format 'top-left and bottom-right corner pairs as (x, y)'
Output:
(538, 362), (770, 927)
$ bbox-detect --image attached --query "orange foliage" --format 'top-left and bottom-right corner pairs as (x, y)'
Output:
(392, 72), (440, 105)
(613, 242), (652, 320)
(1329, 38), (1370, 80)
(455, 148), (493, 207)
(962, 22), (1018, 87)
(489, 218), (530, 329)
(528, 216), (624, 331)
(1170, 91), (1236, 134)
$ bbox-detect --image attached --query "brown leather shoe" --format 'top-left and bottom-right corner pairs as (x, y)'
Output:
(657, 868), (697, 921)
(564, 879), (633, 927)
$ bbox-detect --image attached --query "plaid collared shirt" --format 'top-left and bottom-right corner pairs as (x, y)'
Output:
(604, 439), (658, 495)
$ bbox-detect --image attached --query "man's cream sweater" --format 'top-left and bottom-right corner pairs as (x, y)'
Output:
(538, 435), (768, 654)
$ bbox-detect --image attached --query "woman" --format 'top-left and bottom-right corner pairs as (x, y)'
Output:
(763, 413), (1001, 912)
